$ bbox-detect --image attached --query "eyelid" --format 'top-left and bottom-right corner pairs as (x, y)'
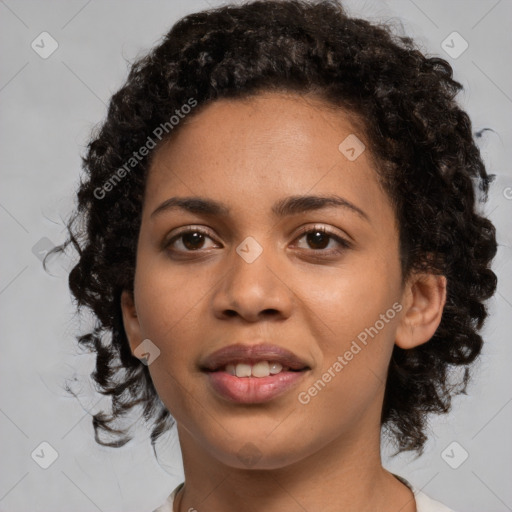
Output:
(163, 225), (220, 249)
(293, 223), (352, 247)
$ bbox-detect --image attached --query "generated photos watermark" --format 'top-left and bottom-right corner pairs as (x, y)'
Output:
(298, 301), (403, 405)
(93, 97), (198, 200)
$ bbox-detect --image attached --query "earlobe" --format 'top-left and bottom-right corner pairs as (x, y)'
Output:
(395, 273), (447, 350)
(120, 289), (143, 354)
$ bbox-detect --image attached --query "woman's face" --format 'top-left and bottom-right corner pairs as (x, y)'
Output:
(122, 91), (411, 469)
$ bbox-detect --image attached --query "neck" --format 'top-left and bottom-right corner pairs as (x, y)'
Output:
(173, 422), (415, 512)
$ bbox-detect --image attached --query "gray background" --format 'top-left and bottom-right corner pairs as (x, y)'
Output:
(0, 0), (511, 511)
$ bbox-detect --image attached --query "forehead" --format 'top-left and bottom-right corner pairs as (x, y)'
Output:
(150, 91), (365, 168)
(144, 92), (394, 228)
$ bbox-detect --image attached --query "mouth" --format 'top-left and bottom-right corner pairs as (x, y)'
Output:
(207, 360), (307, 377)
(200, 343), (311, 404)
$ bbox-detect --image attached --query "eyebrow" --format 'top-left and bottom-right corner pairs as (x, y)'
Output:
(150, 194), (369, 221)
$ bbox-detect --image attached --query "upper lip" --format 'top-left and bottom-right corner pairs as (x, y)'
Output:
(200, 343), (310, 372)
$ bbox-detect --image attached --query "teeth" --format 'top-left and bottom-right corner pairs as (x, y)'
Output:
(223, 361), (285, 377)
(269, 362), (283, 374)
(235, 363), (252, 378)
(252, 361), (270, 377)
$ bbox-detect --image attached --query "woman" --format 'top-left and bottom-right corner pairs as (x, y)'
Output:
(55, 1), (497, 510)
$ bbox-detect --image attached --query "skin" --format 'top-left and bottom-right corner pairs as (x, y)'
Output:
(121, 91), (446, 512)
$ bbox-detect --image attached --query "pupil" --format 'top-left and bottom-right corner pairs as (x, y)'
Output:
(183, 232), (204, 250)
(307, 231), (329, 249)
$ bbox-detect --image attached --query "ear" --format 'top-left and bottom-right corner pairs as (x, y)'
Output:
(120, 289), (143, 355)
(395, 273), (447, 349)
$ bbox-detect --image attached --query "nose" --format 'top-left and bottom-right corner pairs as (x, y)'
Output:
(210, 241), (294, 323)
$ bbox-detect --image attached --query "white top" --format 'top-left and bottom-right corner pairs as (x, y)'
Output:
(153, 476), (456, 512)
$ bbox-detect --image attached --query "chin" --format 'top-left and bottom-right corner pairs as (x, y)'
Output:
(204, 430), (311, 471)
(216, 445), (302, 471)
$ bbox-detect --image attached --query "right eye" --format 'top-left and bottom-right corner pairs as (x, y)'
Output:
(164, 227), (220, 253)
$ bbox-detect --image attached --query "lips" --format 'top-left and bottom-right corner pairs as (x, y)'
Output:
(200, 343), (310, 404)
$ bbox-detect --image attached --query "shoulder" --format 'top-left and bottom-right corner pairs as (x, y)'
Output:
(414, 489), (457, 512)
(152, 482), (184, 512)
(393, 474), (457, 512)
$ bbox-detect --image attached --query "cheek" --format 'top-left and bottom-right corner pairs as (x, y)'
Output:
(296, 252), (402, 342)
(134, 250), (203, 341)
(132, 260), (205, 403)
(133, 257), (202, 423)
(292, 253), (402, 394)
(293, 282), (399, 435)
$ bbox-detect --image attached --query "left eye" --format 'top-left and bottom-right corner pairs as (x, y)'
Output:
(294, 227), (350, 252)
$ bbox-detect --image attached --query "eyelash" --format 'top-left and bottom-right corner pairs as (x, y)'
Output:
(164, 224), (351, 257)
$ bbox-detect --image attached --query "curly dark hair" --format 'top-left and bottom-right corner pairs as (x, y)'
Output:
(50, 0), (498, 454)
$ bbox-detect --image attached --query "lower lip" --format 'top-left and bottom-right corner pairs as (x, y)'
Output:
(205, 370), (307, 404)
